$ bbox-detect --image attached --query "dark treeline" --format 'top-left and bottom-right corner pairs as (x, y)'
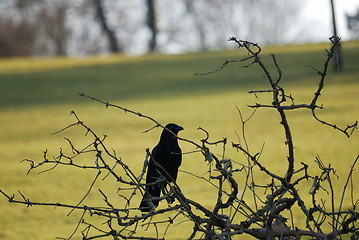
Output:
(0, 0), (304, 57)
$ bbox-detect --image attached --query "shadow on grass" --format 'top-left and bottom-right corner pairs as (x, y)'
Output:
(0, 46), (358, 109)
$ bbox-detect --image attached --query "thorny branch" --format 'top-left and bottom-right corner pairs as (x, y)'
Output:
(1, 37), (358, 239)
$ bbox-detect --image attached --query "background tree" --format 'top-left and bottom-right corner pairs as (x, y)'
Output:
(0, 17), (37, 56)
(93, 0), (122, 53)
(146, 0), (157, 52)
(182, 0), (237, 51)
(0, 0), (308, 56)
(239, 0), (302, 45)
(0, 0), (39, 56)
(36, 1), (71, 56)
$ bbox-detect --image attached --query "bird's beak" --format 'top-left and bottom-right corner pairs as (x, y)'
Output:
(177, 126), (184, 132)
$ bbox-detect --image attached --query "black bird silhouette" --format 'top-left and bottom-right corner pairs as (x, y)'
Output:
(139, 123), (183, 212)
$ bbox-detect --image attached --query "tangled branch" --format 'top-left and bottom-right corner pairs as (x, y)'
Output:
(1, 37), (358, 239)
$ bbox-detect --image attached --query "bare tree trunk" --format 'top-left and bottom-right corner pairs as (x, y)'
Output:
(51, 3), (68, 56)
(93, 0), (121, 53)
(146, 0), (157, 52)
(184, 0), (208, 50)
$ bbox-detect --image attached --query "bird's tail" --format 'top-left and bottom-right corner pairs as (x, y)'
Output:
(139, 186), (161, 212)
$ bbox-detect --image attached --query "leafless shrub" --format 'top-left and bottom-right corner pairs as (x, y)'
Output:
(0, 17), (37, 57)
(1, 36), (358, 239)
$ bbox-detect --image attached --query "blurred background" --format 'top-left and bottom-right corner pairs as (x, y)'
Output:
(0, 1), (358, 239)
(0, 0), (358, 57)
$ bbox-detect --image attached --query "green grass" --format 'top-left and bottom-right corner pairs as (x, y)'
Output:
(0, 41), (358, 240)
(1, 41), (357, 109)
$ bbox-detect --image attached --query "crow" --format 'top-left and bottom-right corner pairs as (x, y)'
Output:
(139, 123), (183, 212)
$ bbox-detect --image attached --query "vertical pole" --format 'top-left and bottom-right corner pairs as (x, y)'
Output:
(329, 0), (342, 71)
(330, 0), (338, 36)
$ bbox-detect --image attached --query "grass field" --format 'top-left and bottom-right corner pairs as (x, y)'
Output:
(0, 41), (358, 239)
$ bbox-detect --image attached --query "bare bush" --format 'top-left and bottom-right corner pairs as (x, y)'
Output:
(0, 17), (37, 57)
(1, 37), (358, 239)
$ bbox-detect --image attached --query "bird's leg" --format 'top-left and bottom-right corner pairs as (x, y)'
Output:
(161, 183), (170, 202)
(167, 192), (175, 204)
(162, 184), (176, 204)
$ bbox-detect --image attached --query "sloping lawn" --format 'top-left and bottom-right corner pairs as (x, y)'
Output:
(0, 41), (358, 239)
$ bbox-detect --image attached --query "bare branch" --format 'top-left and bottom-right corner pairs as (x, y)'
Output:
(2, 37), (357, 240)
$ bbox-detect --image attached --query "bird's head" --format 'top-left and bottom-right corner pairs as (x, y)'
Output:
(164, 123), (184, 135)
(158, 123), (184, 142)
